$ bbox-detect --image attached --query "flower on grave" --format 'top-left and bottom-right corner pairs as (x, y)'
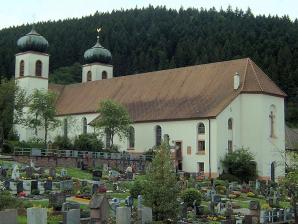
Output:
(247, 192), (255, 197)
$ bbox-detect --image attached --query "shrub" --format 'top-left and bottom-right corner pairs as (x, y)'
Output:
(129, 178), (146, 198)
(74, 133), (104, 151)
(0, 191), (19, 210)
(221, 148), (257, 182)
(219, 173), (241, 182)
(247, 192), (255, 197)
(2, 142), (14, 154)
(215, 185), (227, 195)
(53, 135), (73, 150)
(181, 188), (202, 207)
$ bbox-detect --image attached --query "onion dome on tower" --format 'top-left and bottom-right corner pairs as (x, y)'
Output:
(84, 35), (112, 64)
(17, 27), (49, 53)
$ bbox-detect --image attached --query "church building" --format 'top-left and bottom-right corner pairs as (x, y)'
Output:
(14, 28), (286, 180)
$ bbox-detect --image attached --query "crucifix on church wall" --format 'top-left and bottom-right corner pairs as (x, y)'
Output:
(269, 111), (276, 138)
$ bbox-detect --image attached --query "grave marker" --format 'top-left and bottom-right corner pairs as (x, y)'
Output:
(27, 207), (47, 224)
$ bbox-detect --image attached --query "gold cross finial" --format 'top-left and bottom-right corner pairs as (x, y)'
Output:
(96, 27), (102, 41)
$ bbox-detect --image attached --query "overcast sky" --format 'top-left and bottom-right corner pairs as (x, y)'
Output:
(0, 0), (297, 29)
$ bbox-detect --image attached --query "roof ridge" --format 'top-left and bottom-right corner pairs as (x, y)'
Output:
(249, 58), (264, 91)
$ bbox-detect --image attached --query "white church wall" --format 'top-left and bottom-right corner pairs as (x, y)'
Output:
(215, 93), (285, 179)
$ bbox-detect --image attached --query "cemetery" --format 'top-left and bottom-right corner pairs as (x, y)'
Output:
(0, 146), (297, 224)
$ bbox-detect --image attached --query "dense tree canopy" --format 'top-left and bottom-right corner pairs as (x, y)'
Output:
(0, 6), (297, 124)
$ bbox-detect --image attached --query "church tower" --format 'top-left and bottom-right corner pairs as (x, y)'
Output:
(82, 30), (113, 83)
(15, 28), (49, 141)
(15, 27), (49, 94)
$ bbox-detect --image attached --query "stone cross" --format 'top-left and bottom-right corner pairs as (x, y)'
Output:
(269, 111), (275, 138)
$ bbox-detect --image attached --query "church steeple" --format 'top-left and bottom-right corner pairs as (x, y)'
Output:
(82, 28), (113, 83)
(15, 27), (49, 93)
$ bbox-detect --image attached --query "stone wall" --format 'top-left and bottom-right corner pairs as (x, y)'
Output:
(13, 155), (149, 172)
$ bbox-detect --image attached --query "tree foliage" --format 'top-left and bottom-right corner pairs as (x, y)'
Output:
(26, 89), (59, 147)
(0, 79), (27, 144)
(73, 133), (104, 151)
(221, 148), (257, 182)
(94, 99), (131, 148)
(144, 142), (179, 222)
(0, 6), (297, 124)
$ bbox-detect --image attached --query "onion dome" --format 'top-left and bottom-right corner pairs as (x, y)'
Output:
(84, 37), (112, 64)
(17, 28), (49, 53)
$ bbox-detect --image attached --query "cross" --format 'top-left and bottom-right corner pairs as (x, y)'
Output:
(96, 27), (102, 40)
(269, 111), (275, 138)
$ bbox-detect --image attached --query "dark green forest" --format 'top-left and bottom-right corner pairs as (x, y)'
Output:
(0, 6), (297, 124)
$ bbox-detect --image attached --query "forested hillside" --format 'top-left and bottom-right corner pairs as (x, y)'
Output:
(0, 6), (297, 124)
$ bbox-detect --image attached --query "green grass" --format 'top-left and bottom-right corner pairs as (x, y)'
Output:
(56, 167), (92, 180)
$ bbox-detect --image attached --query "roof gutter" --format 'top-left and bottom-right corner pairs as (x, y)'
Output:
(209, 119), (211, 178)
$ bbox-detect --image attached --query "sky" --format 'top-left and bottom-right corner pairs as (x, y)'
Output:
(0, 0), (297, 29)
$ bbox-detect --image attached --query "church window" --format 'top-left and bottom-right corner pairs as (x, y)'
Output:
(198, 123), (205, 134)
(63, 118), (68, 138)
(198, 140), (205, 152)
(82, 117), (87, 134)
(269, 105), (276, 138)
(198, 162), (204, 173)
(87, 71), (92, 81)
(228, 118), (233, 130)
(35, 60), (42, 76)
(105, 128), (111, 149)
(102, 71), (107, 79)
(228, 140), (233, 153)
(128, 126), (135, 148)
(20, 60), (24, 77)
(155, 125), (162, 146)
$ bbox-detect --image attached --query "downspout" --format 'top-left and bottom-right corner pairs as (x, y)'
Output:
(209, 119), (211, 178)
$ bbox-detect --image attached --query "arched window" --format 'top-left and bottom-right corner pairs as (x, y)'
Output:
(228, 118), (233, 130)
(82, 117), (87, 134)
(87, 71), (92, 82)
(128, 126), (135, 148)
(155, 125), (162, 146)
(63, 118), (68, 138)
(102, 71), (107, 79)
(35, 60), (42, 76)
(105, 128), (111, 149)
(20, 60), (24, 77)
(198, 123), (205, 134)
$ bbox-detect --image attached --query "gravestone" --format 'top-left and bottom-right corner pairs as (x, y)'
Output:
(92, 170), (102, 181)
(249, 200), (260, 210)
(23, 181), (31, 193)
(27, 207), (47, 224)
(137, 207), (152, 224)
(9, 181), (17, 194)
(49, 168), (56, 177)
(44, 180), (52, 191)
(11, 165), (20, 181)
(125, 196), (134, 208)
(89, 193), (109, 224)
(116, 207), (131, 224)
(49, 192), (66, 210)
(31, 180), (38, 194)
(60, 168), (68, 177)
(0, 168), (7, 179)
(16, 181), (23, 193)
(0, 209), (17, 224)
(60, 180), (73, 192)
(137, 195), (143, 209)
(63, 209), (80, 224)
(62, 202), (80, 212)
(25, 167), (34, 178)
(4, 180), (10, 190)
(38, 181), (45, 194)
(111, 198), (120, 216)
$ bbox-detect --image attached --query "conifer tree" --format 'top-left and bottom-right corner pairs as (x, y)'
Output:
(144, 142), (179, 222)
